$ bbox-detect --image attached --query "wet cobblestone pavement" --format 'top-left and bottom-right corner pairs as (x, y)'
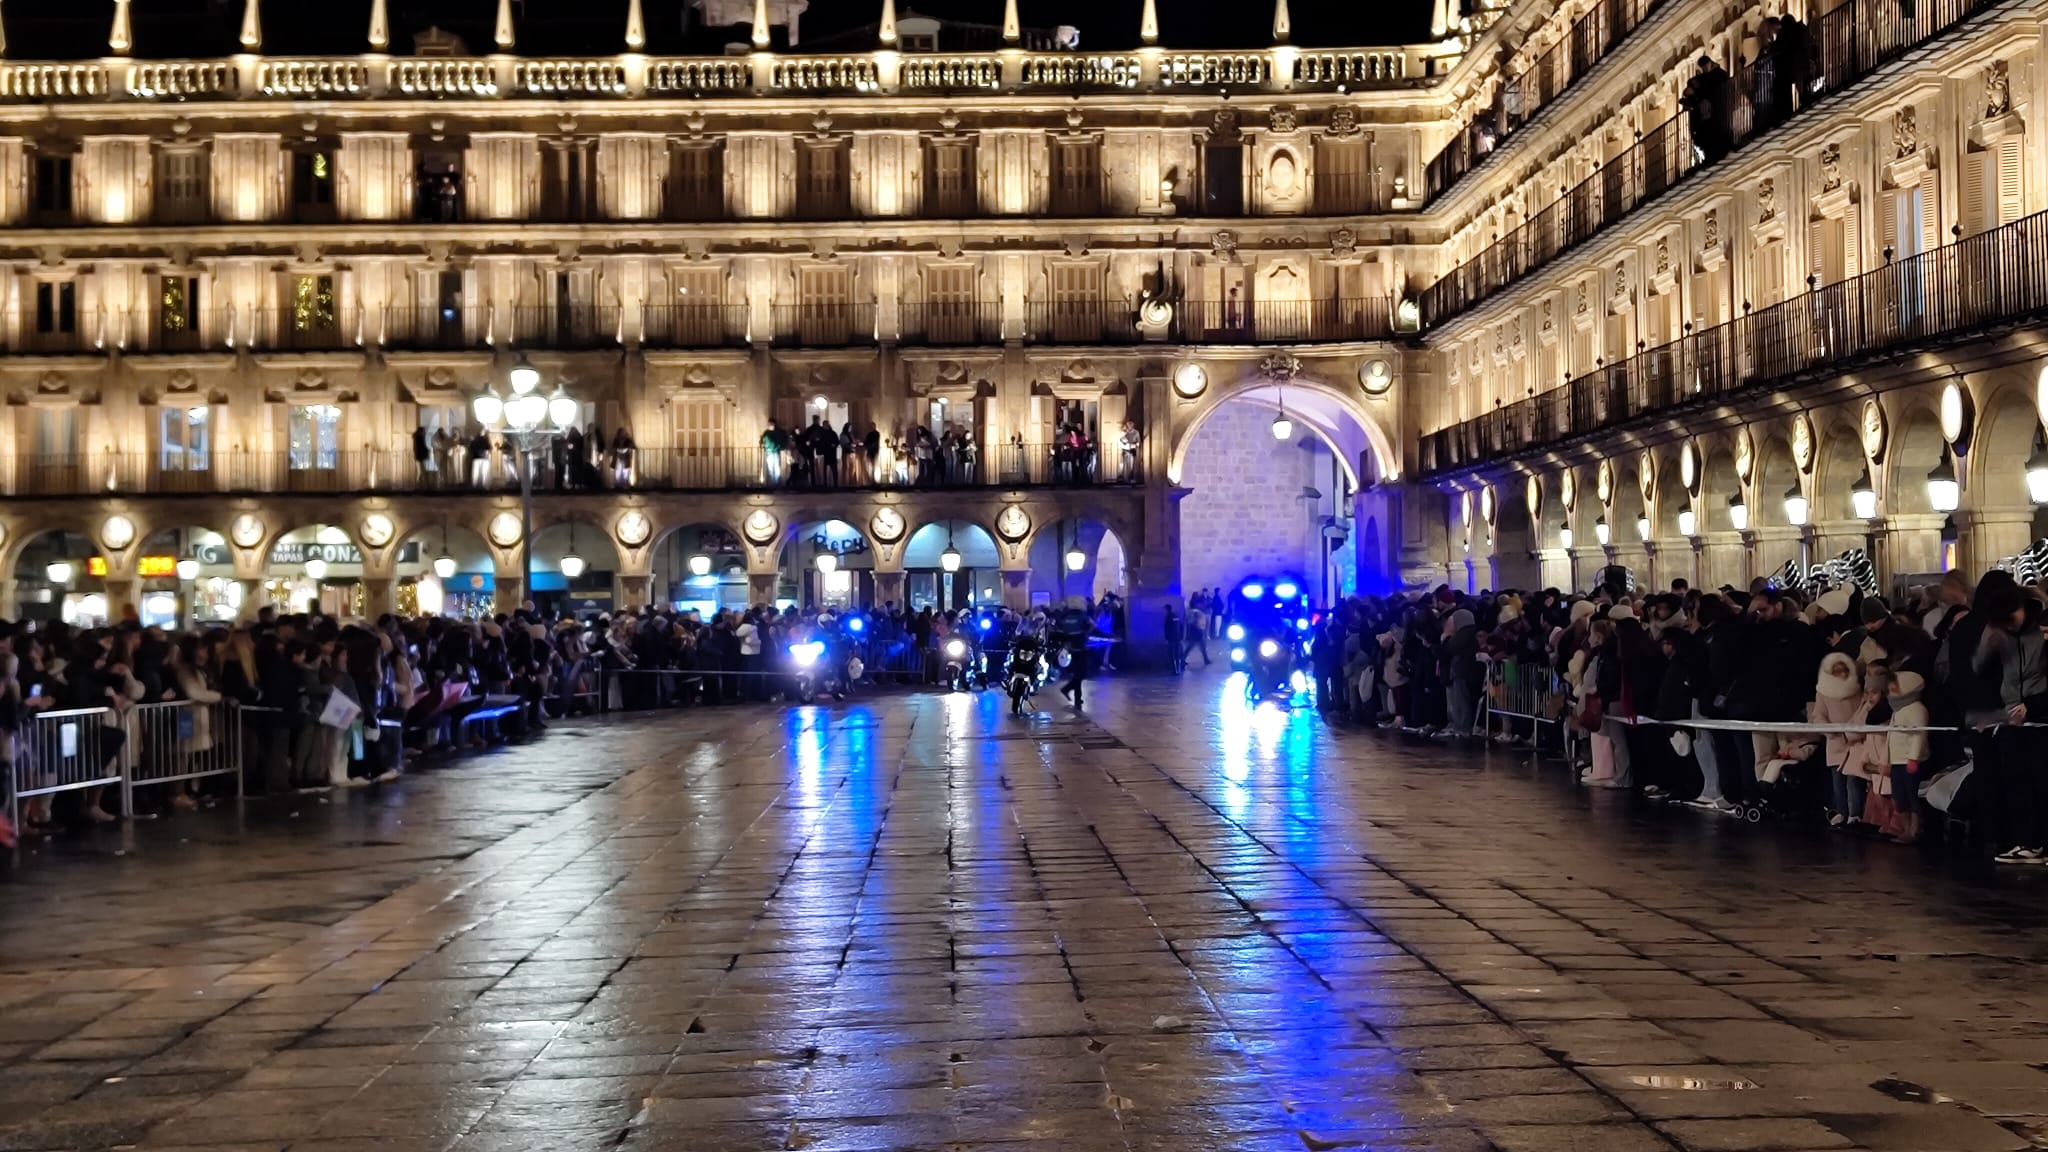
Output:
(5, 672), (2048, 1151)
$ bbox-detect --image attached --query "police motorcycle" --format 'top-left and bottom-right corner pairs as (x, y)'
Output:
(997, 610), (1051, 715)
(1226, 578), (1312, 705)
(788, 614), (862, 704)
(938, 611), (984, 692)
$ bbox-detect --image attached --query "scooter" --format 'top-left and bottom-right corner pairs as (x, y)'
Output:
(1238, 634), (1297, 705)
(1004, 634), (1047, 715)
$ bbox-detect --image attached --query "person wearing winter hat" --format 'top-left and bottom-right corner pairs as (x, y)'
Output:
(1811, 651), (1879, 829)
(1569, 599), (1597, 627)
(1886, 669), (1931, 846)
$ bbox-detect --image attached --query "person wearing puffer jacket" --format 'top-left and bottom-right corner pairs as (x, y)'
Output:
(1887, 670), (1932, 845)
(1810, 652), (1878, 830)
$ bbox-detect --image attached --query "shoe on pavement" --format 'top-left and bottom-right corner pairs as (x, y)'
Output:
(1682, 797), (1720, 810)
(1994, 847), (2035, 865)
(374, 769), (401, 784)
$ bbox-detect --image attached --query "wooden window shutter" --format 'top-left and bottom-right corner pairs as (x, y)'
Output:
(1995, 136), (2024, 227)
(1961, 148), (1990, 237)
(1880, 187), (1901, 258)
(1918, 169), (1941, 255)
(1808, 218), (1827, 286)
(1842, 202), (1861, 278)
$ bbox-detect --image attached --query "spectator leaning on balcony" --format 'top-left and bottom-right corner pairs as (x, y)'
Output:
(1682, 57), (1734, 164)
(761, 418), (789, 485)
(611, 426), (635, 486)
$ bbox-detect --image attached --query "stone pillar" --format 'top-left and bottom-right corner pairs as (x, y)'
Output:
(494, 574), (526, 614)
(999, 568), (1029, 611)
(1957, 509), (2038, 577)
(619, 574), (652, 611)
(873, 570), (906, 612)
(103, 576), (139, 621)
(748, 571), (777, 606)
(361, 575), (396, 619)
(236, 578), (264, 622)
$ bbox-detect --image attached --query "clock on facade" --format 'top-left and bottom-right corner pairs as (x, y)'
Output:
(869, 507), (906, 543)
(1360, 358), (1393, 396)
(1559, 468), (1576, 512)
(230, 514), (265, 550)
(1861, 399), (1888, 461)
(615, 510), (652, 547)
(1734, 427), (1754, 481)
(996, 504), (1031, 541)
(1596, 459), (1614, 505)
(359, 513), (395, 548)
(488, 512), (523, 548)
(743, 509), (779, 545)
(1172, 363), (1207, 398)
(1792, 413), (1815, 472)
(100, 514), (136, 552)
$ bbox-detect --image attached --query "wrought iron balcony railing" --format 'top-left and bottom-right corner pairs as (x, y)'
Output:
(1419, 205), (2048, 477)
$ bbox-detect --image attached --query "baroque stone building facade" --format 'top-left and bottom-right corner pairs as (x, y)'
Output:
(0, 0), (2032, 640)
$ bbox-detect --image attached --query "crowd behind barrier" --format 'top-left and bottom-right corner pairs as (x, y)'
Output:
(0, 594), (1135, 845)
(1291, 565), (2048, 863)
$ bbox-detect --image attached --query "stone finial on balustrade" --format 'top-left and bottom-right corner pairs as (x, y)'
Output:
(751, 0), (771, 48)
(495, 0), (515, 50)
(368, 0), (388, 50)
(1140, 0), (1159, 46)
(1430, 0), (1450, 38)
(110, 0), (133, 55)
(626, 0), (646, 50)
(239, 0), (261, 50)
(1002, 0), (1020, 44)
(1272, 0), (1290, 44)
(879, 0), (896, 46)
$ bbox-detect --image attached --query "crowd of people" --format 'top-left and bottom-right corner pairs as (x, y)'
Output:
(0, 592), (1139, 844)
(1680, 13), (1817, 169)
(410, 422), (636, 490)
(1297, 567), (2048, 863)
(755, 418), (1142, 488)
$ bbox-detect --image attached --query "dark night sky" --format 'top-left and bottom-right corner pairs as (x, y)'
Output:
(3, 0), (1429, 59)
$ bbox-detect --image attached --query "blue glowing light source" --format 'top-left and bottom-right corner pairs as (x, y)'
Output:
(1230, 647), (1247, 664)
(1296, 618), (1310, 631)
(789, 641), (825, 667)
(1290, 670), (1309, 692)
(1274, 582), (1299, 600)
(978, 617), (993, 631)
(1241, 583), (1265, 600)
(846, 616), (865, 633)
(1226, 624), (1246, 642)
(1258, 639), (1280, 659)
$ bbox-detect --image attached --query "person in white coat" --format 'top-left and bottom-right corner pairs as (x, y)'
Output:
(1887, 670), (1932, 846)
(171, 635), (222, 811)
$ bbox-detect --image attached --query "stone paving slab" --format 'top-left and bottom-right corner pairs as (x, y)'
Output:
(4, 675), (2048, 1150)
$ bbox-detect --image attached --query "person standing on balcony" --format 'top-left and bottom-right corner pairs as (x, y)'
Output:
(467, 428), (491, 488)
(1116, 420), (1142, 482)
(761, 419), (789, 486)
(431, 427), (453, 488)
(1682, 57), (1734, 165)
(1774, 12), (1817, 114)
(863, 423), (881, 483)
(840, 422), (862, 485)
(1750, 20), (1782, 131)
(412, 425), (432, 486)
(611, 427), (635, 488)
(812, 416), (840, 487)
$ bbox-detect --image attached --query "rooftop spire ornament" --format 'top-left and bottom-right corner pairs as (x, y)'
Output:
(367, 0), (388, 50)
(494, 0), (514, 51)
(879, 0), (897, 46)
(1272, 0), (1290, 44)
(1140, 0), (1158, 45)
(1430, 0), (1450, 37)
(109, 0), (132, 54)
(751, 0), (771, 49)
(1002, 0), (1020, 44)
(238, 0), (260, 50)
(625, 0), (644, 49)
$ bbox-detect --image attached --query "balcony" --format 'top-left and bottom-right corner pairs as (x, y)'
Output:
(1180, 297), (1395, 344)
(6, 444), (1140, 498)
(1424, 0), (2001, 328)
(1022, 300), (1137, 345)
(506, 305), (622, 351)
(897, 301), (1005, 346)
(640, 302), (750, 349)
(381, 308), (478, 352)
(252, 307), (362, 352)
(1419, 205), (2048, 476)
(768, 303), (878, 349)
(1422, 0), (1660, 206)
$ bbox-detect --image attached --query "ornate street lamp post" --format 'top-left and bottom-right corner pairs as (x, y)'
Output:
(472, 354), (578, 607)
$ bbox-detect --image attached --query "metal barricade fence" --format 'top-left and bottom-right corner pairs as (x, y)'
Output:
(1481, 658), (1571, 747)
(120, 700), (244, 816)
(10, 707), (119, 825)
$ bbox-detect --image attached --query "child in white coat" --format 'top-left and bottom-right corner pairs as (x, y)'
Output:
(1886, 670), (1931, 845)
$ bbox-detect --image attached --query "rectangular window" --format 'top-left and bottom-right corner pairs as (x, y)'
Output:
(797, 265), (853, 343)
(293, 274), (336, 332)
(1204, 141), (1243, 216)
(159, 405), (210, 472)
(32, 409), (77, 459)
(288, 404), (341, 471)
(1050, 139), (1101, 216)
(925, 139), (976, 217)
(1048, 262), (1103, 341)
(1313, 137), (1368, 214)
(33, 155), (71, 220)
(156, 148), (208, 223)
(291, 150), (335, 210)
(925, 264), (977, 341)
(34, 282), (76, 334)
(159, 275), (199, 333)
(662, 267), (725, 344)
(667, 143), (724, 221)
(796, 141), (849, 219)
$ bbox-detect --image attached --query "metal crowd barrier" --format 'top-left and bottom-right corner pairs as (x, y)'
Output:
(9, 707), (121, 825)
(1480, 658), (1571, 748)
(120, 700), (245, 816)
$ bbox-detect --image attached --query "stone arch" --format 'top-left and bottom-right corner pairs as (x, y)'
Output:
(1970, 380), (2041, 514)
(1756, 434), (1800, 531)
(1699, 443), (1742, 535)
(1814, 418), (1868, 526)
(649, 519), (747, 612)
(1168, 372), (1398, 488)
(1651, 452), (1690, 544)
(1608, 460), (1646, 548)
(1886, 400), (1945, 518)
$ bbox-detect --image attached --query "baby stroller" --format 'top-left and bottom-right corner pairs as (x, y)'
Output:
(1745, 737), (1830, 824)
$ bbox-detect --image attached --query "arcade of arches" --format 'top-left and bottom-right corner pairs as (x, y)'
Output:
(1427, 370), (2048, 597)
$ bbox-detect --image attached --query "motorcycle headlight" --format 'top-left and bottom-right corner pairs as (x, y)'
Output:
(945, 640), (966, 658)
(1230, 647), (1247, 664)
(846, 617), (864, 633)
(1241, 583), (1264, 600)
(1275, 582), (1298, 600)
(1226, 624), (1245, 642)
(790, 641), (824, 667)
(1258, 639), (1280, 659)
(1296, 618), (1310, 631)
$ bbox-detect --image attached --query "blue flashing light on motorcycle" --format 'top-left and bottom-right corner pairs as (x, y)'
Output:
(1230, 647), (1247, 664)
(1274, 581), (1299, 600)
(789, 641), (826, 667)
(1295, 618), (1310, 631)
(845, 616), (865, 634)
(1258, 639), (1280, 659)
(1241, 583), (1265, 600)
(1226, 623), (1245, 642)
(977, 617), (993, 632)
